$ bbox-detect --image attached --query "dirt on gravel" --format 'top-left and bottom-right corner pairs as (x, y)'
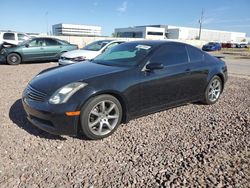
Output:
(0, 62), (249, 187)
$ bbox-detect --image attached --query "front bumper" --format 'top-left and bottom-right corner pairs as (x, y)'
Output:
(22, 98), (79, 136)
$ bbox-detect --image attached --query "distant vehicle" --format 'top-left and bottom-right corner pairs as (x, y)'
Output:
(0, 37), (78, 65)
(0, 31), (31, 45)
(202, 42), (222, 51)
(236, 43), (248, 48)
(221, 43), (238, 48)
(23, 40), (227, 140)
(59, 40), (125, 65)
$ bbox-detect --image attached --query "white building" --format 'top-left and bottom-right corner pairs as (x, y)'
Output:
(114, 26), (165, 40)
(52, 23), (102, 37)
(114, 25), (246, 42)
(167, 25), (246, 42)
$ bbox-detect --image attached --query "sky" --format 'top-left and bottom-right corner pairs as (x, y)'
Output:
(1, 0), (250, 36)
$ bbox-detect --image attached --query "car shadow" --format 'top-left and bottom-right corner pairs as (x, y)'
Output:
(9, 99), (66, 140)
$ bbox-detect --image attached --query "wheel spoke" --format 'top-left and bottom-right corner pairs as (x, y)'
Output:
(213, 94), (217, 100)
(106, 104), (115, 113)
(107, 115), (119, 119)
(105, 121), (113, 130)
(101, 101), (106, 112)
(89, 118), (101, 127)
(98, 123), (103, 134)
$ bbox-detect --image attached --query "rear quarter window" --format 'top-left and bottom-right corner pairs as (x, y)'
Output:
(3, 33), (15, 40)
(186, 45), (204, 63)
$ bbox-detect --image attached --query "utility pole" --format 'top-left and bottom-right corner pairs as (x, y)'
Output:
(198, 9), (204, 40)
(45, 11), (49, 35)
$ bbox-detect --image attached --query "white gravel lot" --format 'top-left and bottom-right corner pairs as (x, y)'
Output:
(0, 62), (249, 187)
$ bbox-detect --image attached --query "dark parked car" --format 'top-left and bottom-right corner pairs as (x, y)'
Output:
(22, 41), (228, 140)
(0, 37), (78, 65)
(202, 42), (222, 51)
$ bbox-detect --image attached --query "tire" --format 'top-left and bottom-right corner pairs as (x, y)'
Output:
(203, 76), (222, 105)
(7, 53), (21, 65)
(80, 94), (122, 140)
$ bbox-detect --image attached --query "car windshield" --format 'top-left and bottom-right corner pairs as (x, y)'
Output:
(93, 43), (153, 67)
(208, 42), (215, 45)
(82, 40), (111, 51)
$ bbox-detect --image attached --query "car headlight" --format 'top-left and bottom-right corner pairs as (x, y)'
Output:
(73, 56), (86, 62)
(49, 82), (87, 104)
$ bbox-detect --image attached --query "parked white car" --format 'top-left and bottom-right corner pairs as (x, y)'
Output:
(59, 40), (125, 65)
(0, 31), (31, 45)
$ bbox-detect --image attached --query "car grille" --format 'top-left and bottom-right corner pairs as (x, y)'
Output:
(25, 85), (47, 102)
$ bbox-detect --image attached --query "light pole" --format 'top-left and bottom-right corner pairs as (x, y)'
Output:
(198, 9), (204, 40)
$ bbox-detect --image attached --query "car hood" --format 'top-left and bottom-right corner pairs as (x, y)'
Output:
(62, 50), (100, 59)
(29, 61), (129, 94)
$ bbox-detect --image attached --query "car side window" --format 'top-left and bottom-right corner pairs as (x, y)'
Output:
(186, 45), (204, 63)
(29, 39), (45, 47)
(150, 43), (188, 66)
(103, 42), (121, 52)
(45, 38), (59, 46)
(18, 34), (29, 41)
(3, 33), (15, 40)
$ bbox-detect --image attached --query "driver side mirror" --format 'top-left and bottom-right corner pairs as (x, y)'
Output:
(146, 63), (164, 71)
(25, 43), (29, 48)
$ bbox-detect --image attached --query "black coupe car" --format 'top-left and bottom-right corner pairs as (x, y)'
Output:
(22, 40), (227, 139)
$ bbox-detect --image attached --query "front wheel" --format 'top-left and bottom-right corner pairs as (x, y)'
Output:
(203, 76), (222, 105)
(7, 53), (22, 65)
(80, 94), (122, 140)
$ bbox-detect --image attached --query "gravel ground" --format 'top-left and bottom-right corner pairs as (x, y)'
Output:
(0, 62), (249, 187)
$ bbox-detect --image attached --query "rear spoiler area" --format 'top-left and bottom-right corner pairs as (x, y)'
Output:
(213, 55), (225, 59)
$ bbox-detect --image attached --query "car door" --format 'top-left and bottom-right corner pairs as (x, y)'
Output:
(43, 38), (62, 59)
(185, 45), (209, 99)
(140, 43), (192, 111)
(22, 38), (46, 61)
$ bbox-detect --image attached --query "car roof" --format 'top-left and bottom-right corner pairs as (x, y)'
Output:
(124, 40), (186, 47)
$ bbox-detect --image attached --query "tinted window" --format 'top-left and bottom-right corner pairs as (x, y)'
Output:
(150, 43), (188, 66)
(18, 34), (29, 41)
(45, 38), (59, 46)
(29, 38), (45, 47)
(147, 32), (164, 36)
(186, 45), (203, 63)
(117, 32), (143, 38)
(3, 33), (15, 40)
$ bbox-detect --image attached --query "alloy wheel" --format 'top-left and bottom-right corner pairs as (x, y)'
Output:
(208, 78), (221, 102)
(88, 100), (120, 136)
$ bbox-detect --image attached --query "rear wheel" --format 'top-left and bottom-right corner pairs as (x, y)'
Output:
(80, 95), (122, 140)
(7, 53), (21, 65)
(203, 76), (222, 105)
